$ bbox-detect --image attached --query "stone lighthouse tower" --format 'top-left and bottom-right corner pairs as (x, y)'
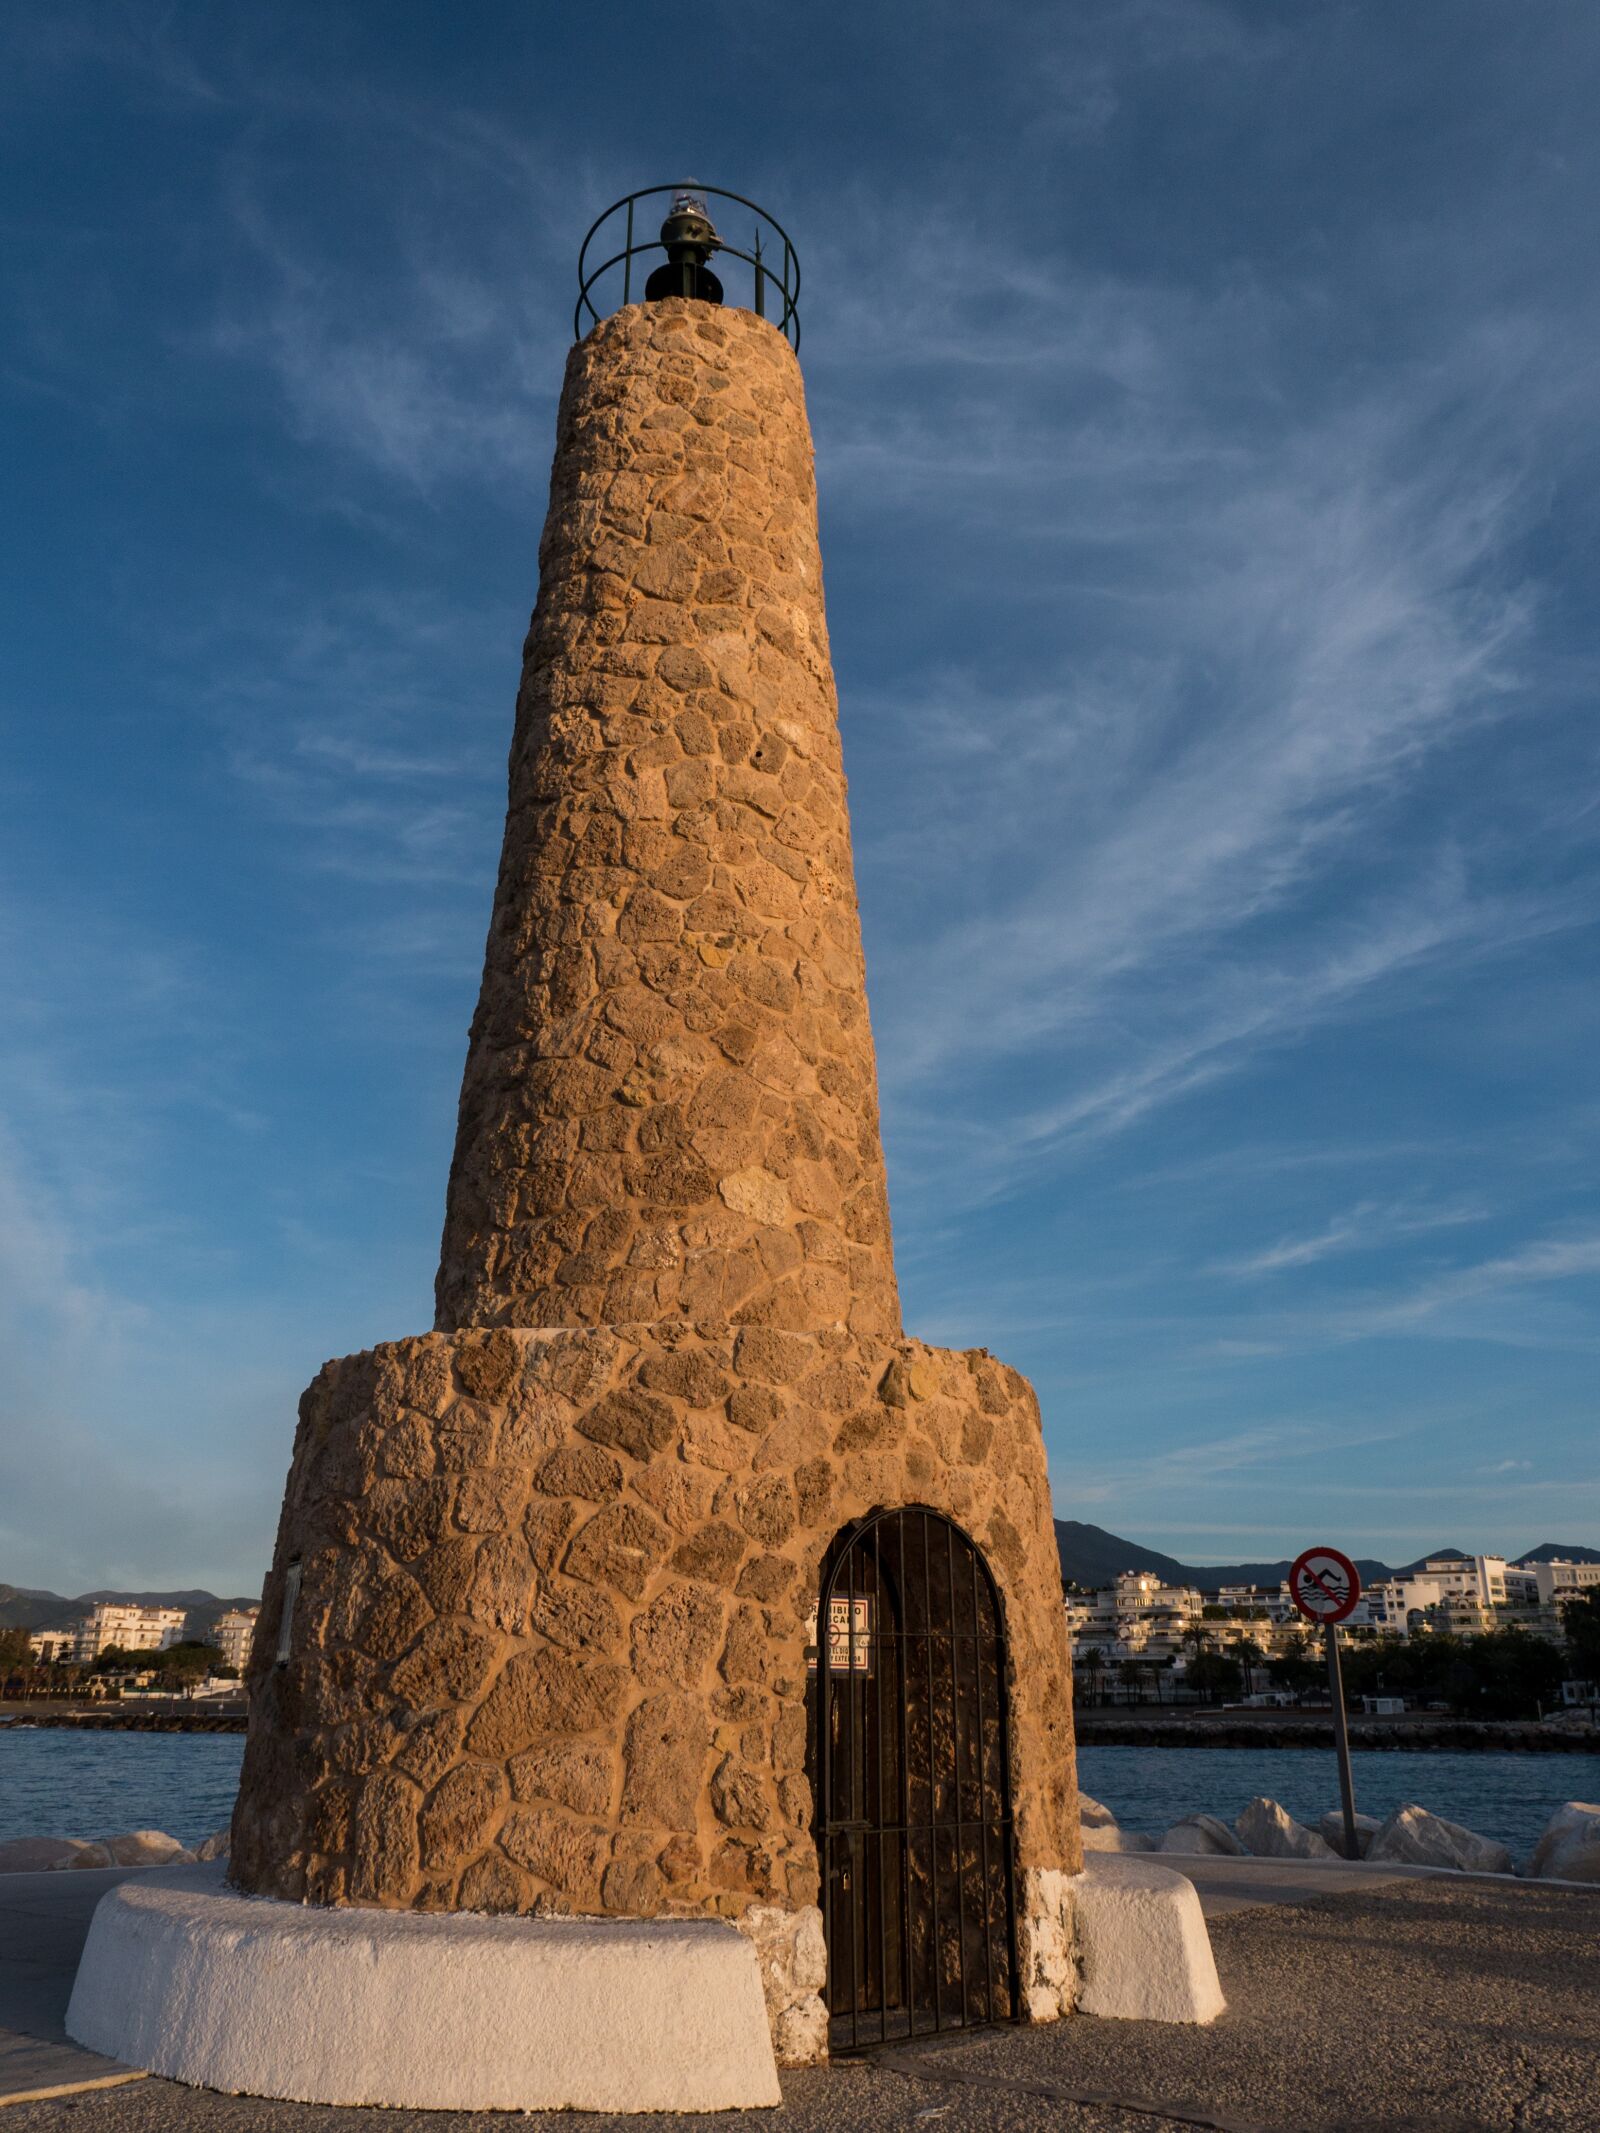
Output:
(70, 189), (1124, 2114)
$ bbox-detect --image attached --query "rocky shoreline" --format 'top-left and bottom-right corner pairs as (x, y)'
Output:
(1082, 1791), (1600, 1880)
(1, 1708), (246, 1733)
(1073, 1713), (1598, 1753)
(0, 1827), (231, 1872)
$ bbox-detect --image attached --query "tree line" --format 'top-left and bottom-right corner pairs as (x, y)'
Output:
(0, 1631), (238, 1696)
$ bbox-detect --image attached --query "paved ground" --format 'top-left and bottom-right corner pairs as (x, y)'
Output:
(0, 1872), (144, 2106)
(2, 1863), (1596, 2130)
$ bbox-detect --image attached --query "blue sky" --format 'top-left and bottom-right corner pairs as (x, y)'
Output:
(3, 1), (1596, 1595)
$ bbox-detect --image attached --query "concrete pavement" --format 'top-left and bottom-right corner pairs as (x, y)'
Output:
(0, 1870), (146, 2105)
(2, 1858), (1596, 2127)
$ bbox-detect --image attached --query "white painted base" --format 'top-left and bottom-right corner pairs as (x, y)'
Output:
(66, 1864), (781, 2113)
(1071, 1854), (1226, 2025)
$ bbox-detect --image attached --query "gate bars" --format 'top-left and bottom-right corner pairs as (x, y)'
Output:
(811, 1506), (1020, 2052)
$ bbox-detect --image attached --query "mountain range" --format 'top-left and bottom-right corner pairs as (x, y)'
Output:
(1052, 1523), (1600, 1593)
(0, 1585), (258, 1639)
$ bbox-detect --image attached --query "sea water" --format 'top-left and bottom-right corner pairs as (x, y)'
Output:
(1, 1729), (1595, 1865)
(0, 1731), (245, 1849)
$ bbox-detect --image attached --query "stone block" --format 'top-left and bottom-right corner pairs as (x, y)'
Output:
(1234, 1796), (1335, 1860)
(1317, 1809), (1381, 1858)
(1366, 1804), (1512, 1875)
(1159, 1814), (1246, 1857)
(1526, 1800), (1600, 1882)
(1072, 1856), (1226, 2024)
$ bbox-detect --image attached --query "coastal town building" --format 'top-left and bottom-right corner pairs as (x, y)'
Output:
(27, 1629), (76, 1664)
(71, 1603), (186, 1663)
(1530, 1558), (1600, 1608)
(1423, 1555), (1510, 1605)
(1065, 1574), (1310, 1679)
(1364, 1573), (1451, 1633)
(212, 1607), (259, 1673)
(1065, 1547), (1597, 1679)
(1214, 1583), (1291, 1620)
(1066, 1573), (1203, 1660)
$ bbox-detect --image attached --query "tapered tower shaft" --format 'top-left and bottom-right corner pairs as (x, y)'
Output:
(435, 302), (900, 1342)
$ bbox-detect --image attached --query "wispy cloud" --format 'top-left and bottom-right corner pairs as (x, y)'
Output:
(1212, 1199), (1486, 1277)
(209, 103), (570, 493)
(805, 200), (1598, 1224)
(1353, 1233), (1600, 1334)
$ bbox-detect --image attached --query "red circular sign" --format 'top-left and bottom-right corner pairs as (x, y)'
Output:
(1289, 1546), (1361, 1625)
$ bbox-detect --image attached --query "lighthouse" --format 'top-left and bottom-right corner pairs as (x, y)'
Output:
(66, 186), (1135, 2114)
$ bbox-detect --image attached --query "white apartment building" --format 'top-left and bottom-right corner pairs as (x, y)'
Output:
(1362, 1575), (1447, 1634)
(1364, 1556), (1514, 1636)
(1527, 1558), (1600, 1608)
(72, 1603), (187, 1662)
(1066, 1572), (1204, 1660)
(1421, 1556), (1510, 1606)
(213, 1607), (260, 1672)
(27, 1629), (76, 1664)
(1214, 1584), (1289, 1620)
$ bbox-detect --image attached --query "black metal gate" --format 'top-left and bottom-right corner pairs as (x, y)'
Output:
(809, 1506), (1019, 2052)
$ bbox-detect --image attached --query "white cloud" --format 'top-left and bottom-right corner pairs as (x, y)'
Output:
(1212, 1199), (1487, 1278)
(1355, 1233), (1600, 1333)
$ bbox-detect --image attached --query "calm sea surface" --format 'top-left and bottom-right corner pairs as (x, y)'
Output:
(1, 1730), (1595, 1864)
(0, 1731), (245, 1848)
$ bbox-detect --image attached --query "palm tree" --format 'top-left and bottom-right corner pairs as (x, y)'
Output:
(1229, 1634), (1266, 1699)
(1079, 1646), (1105, 1707)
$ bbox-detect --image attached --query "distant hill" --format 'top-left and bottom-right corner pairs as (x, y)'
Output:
(0, 1585), (76, 1633)
(0, 1584), (258, 1639)
(1052, 1522), (1600, 1594)
(1052, 1521), (1395, 1593)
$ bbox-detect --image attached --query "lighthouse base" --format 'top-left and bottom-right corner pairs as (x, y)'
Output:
(66, 1864), (781, 2113)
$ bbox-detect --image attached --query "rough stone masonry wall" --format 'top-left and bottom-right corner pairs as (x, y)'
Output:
(231, 1324), (1082, 1943)
(233, 298), (1085, 2057)
(435, 303), (901, 1346)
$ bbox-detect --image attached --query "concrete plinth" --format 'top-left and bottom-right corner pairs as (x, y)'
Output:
(66, 1865), (781, 2113)
(1072, 1855), (1225, 2024)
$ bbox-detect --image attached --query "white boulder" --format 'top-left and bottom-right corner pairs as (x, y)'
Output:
(0, 1835), (91, 1873)
(61, 1842), (114, 1868)
(1526, 1801), (1600, 1883)
(97, 1831), (195, 1867)
(1234, 1797), (1335, 1860)
(1078, 1792), (1120, 1830)
(1317, 1810), (1381, 1858)
(1081, 1824), (1157, 1852)
(193, 1829), (231, 1863)
(1159, 1813), (1246, 1857)
(1366, 1804), (1511, 1875)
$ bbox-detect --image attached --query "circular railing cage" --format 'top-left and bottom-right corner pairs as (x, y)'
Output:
(576, 183), (800, 351)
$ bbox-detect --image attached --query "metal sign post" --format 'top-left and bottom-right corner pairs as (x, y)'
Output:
(1288, 1545), (1362, 1861)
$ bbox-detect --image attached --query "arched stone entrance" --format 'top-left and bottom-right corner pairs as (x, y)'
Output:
(810, 1507), (1018, 2051)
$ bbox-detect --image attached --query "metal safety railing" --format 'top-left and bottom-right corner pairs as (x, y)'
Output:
(574, 183), (801, 350)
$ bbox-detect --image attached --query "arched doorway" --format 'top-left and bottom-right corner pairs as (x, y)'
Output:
(809, 1507), (1019, 2051)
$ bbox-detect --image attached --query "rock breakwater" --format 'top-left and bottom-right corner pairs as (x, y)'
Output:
(1074, 1713), (1596, 1753)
